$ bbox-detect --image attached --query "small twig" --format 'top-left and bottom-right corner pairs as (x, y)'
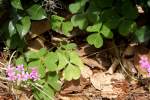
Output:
(0, 61), (5, 66)
(82, 44), (125, 59)
(8, 51), (16, 66)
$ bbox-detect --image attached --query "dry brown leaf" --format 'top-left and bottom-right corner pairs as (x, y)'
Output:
(81, 58), (105, 70)
(61, 77), (89, 95)
(90, 72), (125, 98)
(28, 37), (45, 51)
(57, 95), (88, 100)
(81, 65), (93, 79)
(31, 20), (50, 36)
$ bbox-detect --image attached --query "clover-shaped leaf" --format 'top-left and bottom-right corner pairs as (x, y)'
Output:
(87, 33), (103, 48)
(63, 64), (81, 81)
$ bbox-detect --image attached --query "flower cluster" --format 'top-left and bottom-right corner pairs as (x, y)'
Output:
(139, 55), (150, 76)
(6, 64), (39, 81)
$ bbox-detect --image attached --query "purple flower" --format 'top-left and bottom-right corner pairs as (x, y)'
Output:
(16, 64), (24, 72)
(29, 68), (39, 81)
(21, 71), (30, 81)
(7, 75), (16, 81)
(6, 64), (40, 81)
(139, 55), (150, 76)
(139, 56), (150, 68)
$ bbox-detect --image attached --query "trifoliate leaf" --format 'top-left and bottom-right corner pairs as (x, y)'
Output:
(87, 33), (103, 48)
(100, 25), (113, 39)
(62, 21), (73, 36)
(63, 64), (81, 81)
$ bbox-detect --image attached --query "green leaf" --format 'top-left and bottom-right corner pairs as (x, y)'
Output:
(148, 0), (150, 7)
(104, 15), (121, 29)
(47, 73), (61, 91)
(69, 0), (88, 14)
(25, 51), (39, 61)
(27, 4), (47, 20)
(8, 21), (16, 37)
(121, 0), (138, 19)
(63, 64), (81, 81)
(10, 0), (23, 10)
(15, 56), (27, 67)
(86, 12), (100, 23)
(61, 43), (77, 50)
(119, 20), (136, 36)
(134, 26), (150, 43)
(62, 21), (73, 36)
(50, 15), (64, 32)
(38, 48), (48, 57)
(86, 23), (102, 32)
(87, 33), (103, 48)
(28, 60), (45, 77)
(92, 0), (113, 9)
(57, 52), (68, 71)
(71, 14), (88, 30)
(69, 51), (84, 68)
(44, 52), (58, 71)
(43, 83), (54, 99)
(100, 25), (113, 39)
(20, 16), (31, 38)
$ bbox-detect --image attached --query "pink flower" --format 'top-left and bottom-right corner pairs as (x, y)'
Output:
(16, 64), (24, 72)
(139, 56), (150, 68)
(8, 75), (16, 81)
(29, 68), (39, 81)
(139, 55), (150, 76)
(21, 72), (30, 81)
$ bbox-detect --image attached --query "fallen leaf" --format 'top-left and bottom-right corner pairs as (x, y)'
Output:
(90, 72), (125, 98)
(81, 65), (93, 78)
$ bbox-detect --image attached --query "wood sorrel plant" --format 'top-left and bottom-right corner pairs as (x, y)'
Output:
(14, 43), (83, 100)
